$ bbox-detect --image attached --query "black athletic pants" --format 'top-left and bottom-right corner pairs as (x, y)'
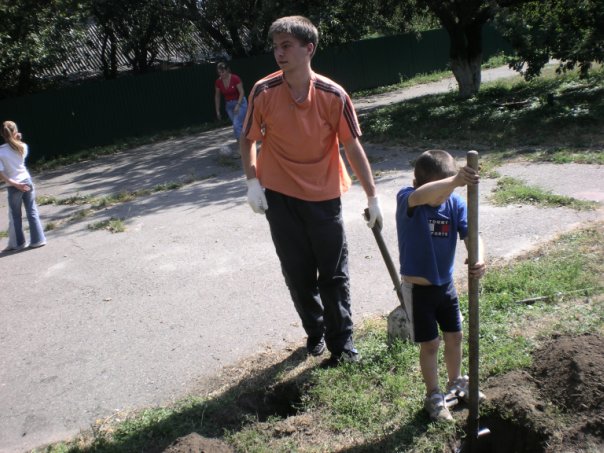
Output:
(265, 189), (355, 355)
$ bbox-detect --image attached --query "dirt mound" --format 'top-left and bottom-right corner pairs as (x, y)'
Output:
(162, 433), (234, 453)
(533, 333), (604, 414)
(483, 333), (604, 453)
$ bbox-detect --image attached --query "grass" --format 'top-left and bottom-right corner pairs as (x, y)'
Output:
(87, 217), (126, 233)
(491, 177), (600, 210)
(35, 222), (604, 453)
(34, 176), (207, 232)
(360, 66), (604, 152)
(38, 180), (195, 208)
(351, 53), (509, 99)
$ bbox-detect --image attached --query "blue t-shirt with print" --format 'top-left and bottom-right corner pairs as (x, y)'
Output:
(396, 186), (468, 286)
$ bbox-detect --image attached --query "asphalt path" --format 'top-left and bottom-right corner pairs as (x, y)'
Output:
(1, 66), (603, 452)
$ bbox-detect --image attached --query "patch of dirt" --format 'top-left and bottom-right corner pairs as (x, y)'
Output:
(157, 330), (604, 453)
(162, 433), (234, 453)
(482, 333), (604, 453)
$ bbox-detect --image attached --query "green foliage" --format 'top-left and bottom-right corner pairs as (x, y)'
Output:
(187, 0), (425, 58)
(0, 0), (87, 97)
(491, 177), (599, 210)
(525, 148), (604, 164)
(87, 217), (126, 233)
(495, 0), (604, 79)
(361, 67), (604, 149)
(88, 0), (196, 75)
(481, 227), (602, 311)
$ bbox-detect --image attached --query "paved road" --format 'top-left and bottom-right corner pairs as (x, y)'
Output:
(1, 66), (603, 452)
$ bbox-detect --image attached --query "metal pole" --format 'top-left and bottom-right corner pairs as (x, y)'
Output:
(466, 150), (480, 452)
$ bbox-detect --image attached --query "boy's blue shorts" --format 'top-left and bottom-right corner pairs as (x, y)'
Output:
(401, 280), (462, 343)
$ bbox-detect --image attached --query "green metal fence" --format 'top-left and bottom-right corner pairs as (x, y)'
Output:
(0, 26), (510, 163)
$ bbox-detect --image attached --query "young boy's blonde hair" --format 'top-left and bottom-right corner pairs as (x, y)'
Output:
(268, 16), (319, 57)
(414, 150), (457, 187)
(1, 121), (25, 156)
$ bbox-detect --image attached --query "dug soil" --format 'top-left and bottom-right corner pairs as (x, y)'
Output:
(481, 332), (604, 453)
(159, 330), (604, 453)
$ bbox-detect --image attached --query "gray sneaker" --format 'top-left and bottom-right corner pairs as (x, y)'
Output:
(306, 336), (326, 357)
(424, 392), (453, 422)
(446, 375), (485, 403)
(320, 349), (360, 368)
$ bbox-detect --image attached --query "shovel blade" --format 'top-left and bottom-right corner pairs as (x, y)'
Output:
(387, 306), (413, 343)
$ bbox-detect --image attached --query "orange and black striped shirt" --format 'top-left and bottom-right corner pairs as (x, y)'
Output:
(242, 70), (361, 202)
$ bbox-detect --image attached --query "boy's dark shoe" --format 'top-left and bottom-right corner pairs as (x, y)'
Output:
(306, 336), (326, 357)
(320, 349), (360, 368)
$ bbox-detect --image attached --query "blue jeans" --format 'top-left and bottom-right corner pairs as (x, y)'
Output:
(8, 179), (46, 246)
(225, 98), (247, 140)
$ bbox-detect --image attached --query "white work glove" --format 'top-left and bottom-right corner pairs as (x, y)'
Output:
(246, 178), (268, 214)
(366, 195), (383, 230)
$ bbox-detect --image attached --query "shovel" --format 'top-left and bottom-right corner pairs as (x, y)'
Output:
(459, 150), (491, 452)
(364, 209), (412, 341)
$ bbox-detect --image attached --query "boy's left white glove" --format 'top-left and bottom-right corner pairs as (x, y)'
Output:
(366, 196), (383, 229)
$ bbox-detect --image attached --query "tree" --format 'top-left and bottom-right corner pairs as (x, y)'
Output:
(184, 0), (420, 58)
(0, 0), (86, 97)
(495, 0), (604, 79)
(88, 0), (197, 75)
(417, 0), (498, 98)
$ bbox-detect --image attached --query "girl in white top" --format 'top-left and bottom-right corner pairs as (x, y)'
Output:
(0, 121), (46, 249)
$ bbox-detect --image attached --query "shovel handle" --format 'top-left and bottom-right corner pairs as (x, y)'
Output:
(467, 150), (481, 447)
(364, 209), (406, 308)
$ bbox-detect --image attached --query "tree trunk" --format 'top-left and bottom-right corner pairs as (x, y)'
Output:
(451, 54), (482, 98)
(17, 61), (34, 95)
(447, 21), (484, 99)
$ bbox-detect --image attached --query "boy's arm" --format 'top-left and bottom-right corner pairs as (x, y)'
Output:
(408, 166), (478, 207)
(240, 136), (257, 180)
(214, 87), (222, 119)
(240, 136), (267, 214)
(341, 137), (376, 197)
(342, 137), (382, 228)
(464, 234), (486, 279)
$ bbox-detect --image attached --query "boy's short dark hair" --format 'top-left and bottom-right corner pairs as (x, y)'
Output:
(414, 150), (457, 187)
(268, 16), (319, 56)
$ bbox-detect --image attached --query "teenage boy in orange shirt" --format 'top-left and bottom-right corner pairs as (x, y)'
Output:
(240, 15), (382, 366)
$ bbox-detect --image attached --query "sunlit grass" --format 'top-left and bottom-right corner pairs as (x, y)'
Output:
(361, 67), (604, 151)
(87, 217), (126, 233)
(491, 177), (599, 210)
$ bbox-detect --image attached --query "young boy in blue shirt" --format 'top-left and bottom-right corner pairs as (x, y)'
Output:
(396, 150), (486, 421)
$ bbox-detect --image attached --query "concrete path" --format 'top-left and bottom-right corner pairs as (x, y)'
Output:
(1, 66), (602, 453)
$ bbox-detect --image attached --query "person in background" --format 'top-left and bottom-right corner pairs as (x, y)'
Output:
(0, 121), (46, 250)
(396, 149), (485, 422)
(240, 16), (382, 367)
(214, 62), (248, 143)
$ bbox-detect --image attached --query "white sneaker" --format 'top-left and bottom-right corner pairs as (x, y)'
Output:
(3, 242), (28, 252)
(446, 375), (485, 403)
(424, 392), (453, 422)
(29, 241), (47, 249)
